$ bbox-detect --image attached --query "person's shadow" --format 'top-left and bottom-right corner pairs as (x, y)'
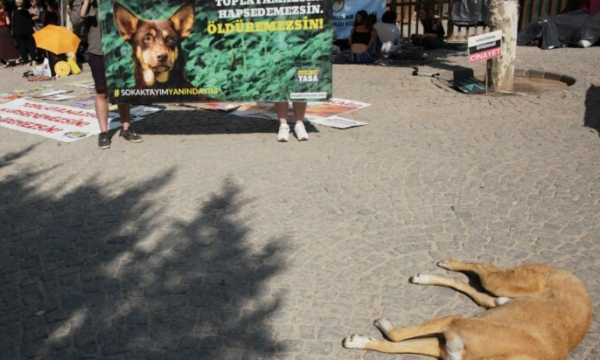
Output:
(584, 85), (600, 137)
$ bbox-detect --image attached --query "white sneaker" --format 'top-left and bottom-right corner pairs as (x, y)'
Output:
(277, 124), (290, 142)
(294, 122), (309, 141)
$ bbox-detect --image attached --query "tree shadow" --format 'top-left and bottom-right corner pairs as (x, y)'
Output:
(0, 159), (288, 359)
(584, 85), (600, 137)
(127, 109), (319, 136)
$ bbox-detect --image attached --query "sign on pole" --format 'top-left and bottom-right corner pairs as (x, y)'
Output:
(468, 30), (502, 64)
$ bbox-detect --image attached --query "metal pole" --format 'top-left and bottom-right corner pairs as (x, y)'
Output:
(485, 59), (489, 95)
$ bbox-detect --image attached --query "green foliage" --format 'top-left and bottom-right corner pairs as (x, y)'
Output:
(98, 0), (332, 102)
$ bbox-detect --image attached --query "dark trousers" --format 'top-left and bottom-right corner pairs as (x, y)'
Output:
(14, 34), (37, 63)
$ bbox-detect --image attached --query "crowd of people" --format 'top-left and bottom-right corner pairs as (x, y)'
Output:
(1, 4), (447, 147)
(338, 8), (446, 64)
(0, 0), (60, 67)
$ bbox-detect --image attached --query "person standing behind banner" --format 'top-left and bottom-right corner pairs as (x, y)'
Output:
(11, 0), (38, 66)
(275, 102), (309, 142)
(71, 0), (142, 149)
(0, 2), (21, 67)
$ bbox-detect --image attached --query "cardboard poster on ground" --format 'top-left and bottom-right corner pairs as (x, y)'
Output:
(0, 99), (143, 142)
(98, 0), (333, 104)
(309, 115), (367, 128)
(0, 99), (102, 142)
(227, 98), (370, 128)
(332, 0), (386, 40)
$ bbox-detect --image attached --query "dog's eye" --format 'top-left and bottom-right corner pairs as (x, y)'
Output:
(143, 34), (153, 42)
(165, 35), (176, 44)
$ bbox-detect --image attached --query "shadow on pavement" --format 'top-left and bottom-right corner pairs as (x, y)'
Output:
(130, 110), (319, 136)
(584, 85), (600, 137)
(0, 158), (288, 359)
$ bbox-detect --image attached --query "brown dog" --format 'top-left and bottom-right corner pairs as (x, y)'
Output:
(343, 260), (592, 360)
(113, 2), (195, 89)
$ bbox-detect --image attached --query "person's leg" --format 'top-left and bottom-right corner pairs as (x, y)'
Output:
(118, 103), (142, 142)
(94, 90), (109, 133)
(292, 102), (308, 141)
(15, 35), (30, 63)
(88, 53), (111, 148)
(274, 102), (290, 142)
(25, 35), (37, 65)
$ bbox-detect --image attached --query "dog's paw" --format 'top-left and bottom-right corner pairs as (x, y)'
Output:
(343, 334), (372, 349)
(374, 318), (393, 333)
(495, 297), (511, 306)
(410, 273), (433, 284)
(437, 259), (455, 270)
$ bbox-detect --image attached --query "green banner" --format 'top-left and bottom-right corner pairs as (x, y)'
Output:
(99, 0), (333, 104)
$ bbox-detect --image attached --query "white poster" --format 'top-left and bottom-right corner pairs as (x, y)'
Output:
(333, 0), (387, 40)
(309, 115), (368, 129)
(0, 99), (119, 142)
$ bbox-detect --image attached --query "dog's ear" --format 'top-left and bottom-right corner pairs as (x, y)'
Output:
(113, 2), (139, 41)
(169, 2), (195, 39)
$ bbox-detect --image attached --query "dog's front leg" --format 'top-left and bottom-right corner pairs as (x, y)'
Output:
(410, 273), (507, 308)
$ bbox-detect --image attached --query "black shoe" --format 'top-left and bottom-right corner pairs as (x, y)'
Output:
(98, 132), (111, 149)
(120, 127), (143, 143)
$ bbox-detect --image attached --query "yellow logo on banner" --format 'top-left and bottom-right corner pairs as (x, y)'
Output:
(114, 89), (120, 98)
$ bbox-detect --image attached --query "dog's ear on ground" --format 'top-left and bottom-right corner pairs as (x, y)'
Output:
(114, 2), (139, 42)
(169, 2), (195, 39)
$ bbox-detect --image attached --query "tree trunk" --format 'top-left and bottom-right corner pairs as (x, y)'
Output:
(487, 0), (519, 91)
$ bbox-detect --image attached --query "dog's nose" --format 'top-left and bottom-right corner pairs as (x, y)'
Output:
(157, 53), (168, 63)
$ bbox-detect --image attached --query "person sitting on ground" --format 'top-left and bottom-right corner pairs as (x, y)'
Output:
(411, 7), (445, 49)
(374, 10), (400, 55)
(0, 2), (21, 67)
(347, 10), (378, 63)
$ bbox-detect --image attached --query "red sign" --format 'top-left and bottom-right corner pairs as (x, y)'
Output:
(469, 47), (502, 63)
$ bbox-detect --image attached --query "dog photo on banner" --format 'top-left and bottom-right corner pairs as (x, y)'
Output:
(98, 0), (334, 104)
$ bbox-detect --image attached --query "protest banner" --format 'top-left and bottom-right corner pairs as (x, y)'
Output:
(332, 0), (386, 40)
(0, 99), (100, 142)
(228, 98), (371, 127)
(0, 99), (149, 142)
(99, 0), (333, 104)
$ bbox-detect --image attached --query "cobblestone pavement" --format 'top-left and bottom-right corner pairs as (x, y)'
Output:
(1, 45), (599, 360)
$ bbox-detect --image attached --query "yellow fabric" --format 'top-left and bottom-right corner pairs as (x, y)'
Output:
(54, 61), (71, 77)
(67, 57), (81, 75)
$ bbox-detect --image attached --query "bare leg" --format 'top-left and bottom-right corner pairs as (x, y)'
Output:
(292, 102), (307, 123)
(118, 103), (131, 131)
(410, 273), (502, 308)
(94, 90), (109, 133)
(344, 334), (441, 358)
(274, 102), (289, 125)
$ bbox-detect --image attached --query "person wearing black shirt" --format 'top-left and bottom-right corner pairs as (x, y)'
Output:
(11, 0), (38, 66)
(411, 7), (445, 49)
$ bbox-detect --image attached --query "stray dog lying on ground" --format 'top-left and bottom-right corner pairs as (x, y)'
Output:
(344, 259), (592, 360)
(113, 2), (196, 89)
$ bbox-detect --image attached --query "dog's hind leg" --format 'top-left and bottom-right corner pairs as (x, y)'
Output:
(343, 334), (442, 358)
(410, 273), (501, 308)
(437, 260), (548, 298)
(373, 316), (458, 342)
